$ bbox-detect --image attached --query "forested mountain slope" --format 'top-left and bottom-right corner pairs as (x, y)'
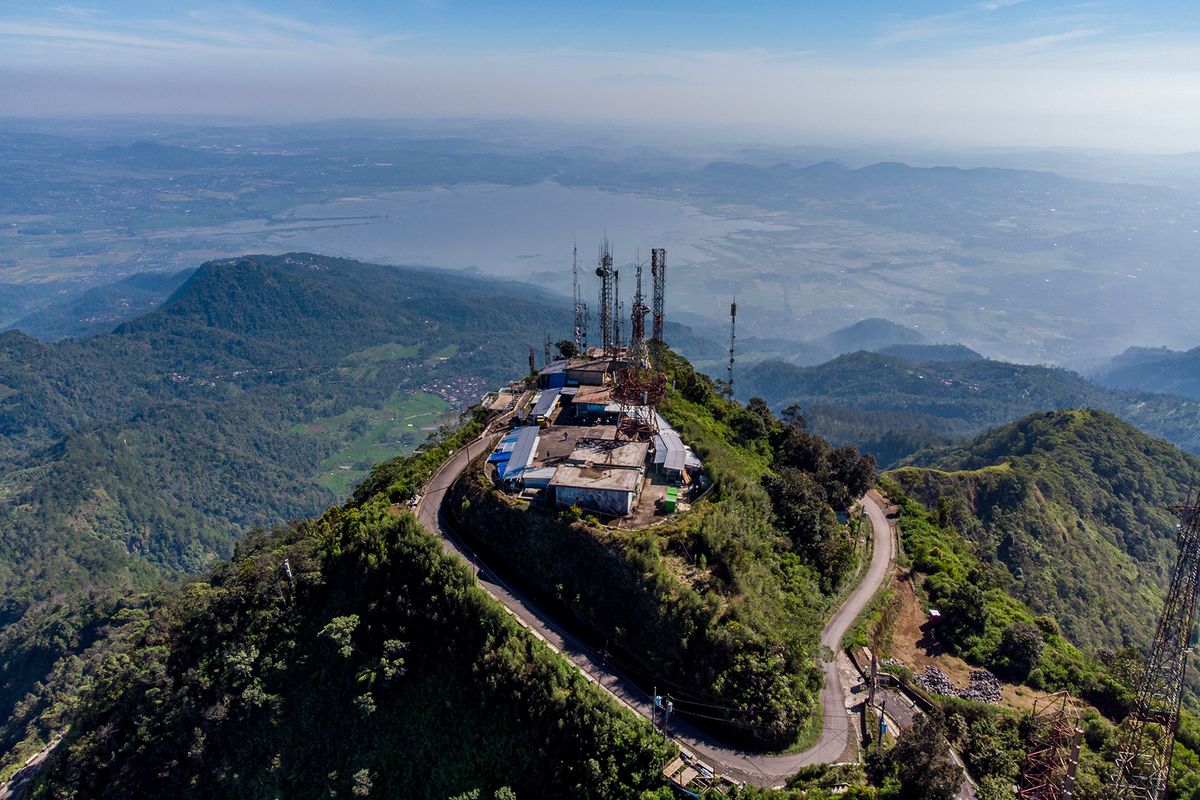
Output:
(739, 351), (1200, 465)
(0, 429), (671, 799)
(889, 409), (1198, 650)
(0, 253), (565, 721)
(6, 269), (194, 341)
(1094, 344), (1200, 399)
(1, 350), (877, 796)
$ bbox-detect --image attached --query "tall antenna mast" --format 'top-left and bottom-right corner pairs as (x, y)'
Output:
(597, 240), (614, 355)
(651, 248), (666, 344)
(572, 242), (585, 352)
(726, 299), (737, 401)
(613, 268), (622, 349)
(582, 302), (590, 351)
(1112, 494), (1200, 800)
(630, 252), (649, 366)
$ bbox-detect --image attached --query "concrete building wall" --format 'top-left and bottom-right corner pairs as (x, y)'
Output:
(555, 485), (634, 517)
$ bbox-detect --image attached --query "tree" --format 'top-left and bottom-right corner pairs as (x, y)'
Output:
(998, 621), (1043, 678)
(889, 713), (962, 800)
(555, 339), (578, 359)
(941, 582), (987, 645)
(764, 467), (854, 591)
(775, 426), (829, 473)
(822, 445), (876, 510)
(782, 403), (807, 430)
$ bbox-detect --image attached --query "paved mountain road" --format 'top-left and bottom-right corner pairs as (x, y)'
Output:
(416, 429), (895, 786)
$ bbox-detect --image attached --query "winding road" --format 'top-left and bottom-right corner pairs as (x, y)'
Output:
(417, 429), (895, 787)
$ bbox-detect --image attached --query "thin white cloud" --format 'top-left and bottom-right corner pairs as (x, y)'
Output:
(1, 4), (1199, 152)
(979, 0), (1030, 11)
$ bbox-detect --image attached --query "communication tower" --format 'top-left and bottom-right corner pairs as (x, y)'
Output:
(1018, 692), (1084, 800)
(613, 269), (622, 348)
(1112, 496), (1200, 800)
(651, 248), (666, 343)
(596, 241), (614, 355)
(572, 243), (587, 352)
(726, 300), (737, 400)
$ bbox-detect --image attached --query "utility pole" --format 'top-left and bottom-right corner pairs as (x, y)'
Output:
(1112, 496), (1200, 800)
(869, 649), (878, 708)
(878, 700), (887, 748)
(726, 300), (737, 400)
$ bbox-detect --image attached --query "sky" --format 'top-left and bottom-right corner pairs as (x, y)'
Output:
(2, 1), (1200, 151)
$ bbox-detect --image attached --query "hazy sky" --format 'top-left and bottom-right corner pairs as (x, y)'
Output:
(3, 1), (1200, 151)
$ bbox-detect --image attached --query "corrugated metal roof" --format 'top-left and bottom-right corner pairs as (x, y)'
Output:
(520, 466), (558, 487)
(502, 426), (540, 481)
(653, 413), (689, 472)
(531, 387), (562, 417)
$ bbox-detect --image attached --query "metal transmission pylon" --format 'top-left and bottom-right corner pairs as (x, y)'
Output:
(1112, 496), (1200, 800)
(596, 241), (614, 355)
(1018, 692), (1084, 800)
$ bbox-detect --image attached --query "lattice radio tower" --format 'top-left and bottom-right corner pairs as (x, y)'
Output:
(1018, 692), (1084, 800)
(614, 269), (623, 349)
(629, 254), (650, 366)
(1112, 494), (1200, 800)
(726, 299), (737, 400)
(596, 240), (614, 355)
(572, 243), (587, 352)
(651, 248), (666, 342)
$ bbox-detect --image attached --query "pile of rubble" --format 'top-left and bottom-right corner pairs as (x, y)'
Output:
(914, 666), (1001, 704)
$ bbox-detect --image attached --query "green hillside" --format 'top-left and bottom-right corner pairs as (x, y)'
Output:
(1095, 345), (1200, 399)
(867, 474), (1200, 800)
(441, 351), (875, 749)
(0, 253), (566, 721)
(0, 349), (878, 795)
(890, 409), (1197, 651)
(1, 428), (672, 799)
(6, 268), (194, 341)
(739, 351), (1200, 465)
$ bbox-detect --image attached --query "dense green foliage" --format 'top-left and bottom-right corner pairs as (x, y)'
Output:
(2, 447), (672, 798)
(449, 350), (873, 750)
(0, 253), (567, 721)
(877, 476), (1111, 700)
(892, 409), (1198, 651)
(739, 351), (1200, 465)
(872, 473), (1200, 799)
(868, 712), (961, 800)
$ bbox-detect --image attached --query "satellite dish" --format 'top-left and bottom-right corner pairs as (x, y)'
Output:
(595, 267), (605, 276)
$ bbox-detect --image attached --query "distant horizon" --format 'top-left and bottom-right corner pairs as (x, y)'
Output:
(3, 1), (1200, 152)
(3, 112), (1200, 161)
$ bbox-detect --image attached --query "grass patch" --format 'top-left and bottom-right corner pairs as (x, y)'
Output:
(307, 390), (454, 494)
